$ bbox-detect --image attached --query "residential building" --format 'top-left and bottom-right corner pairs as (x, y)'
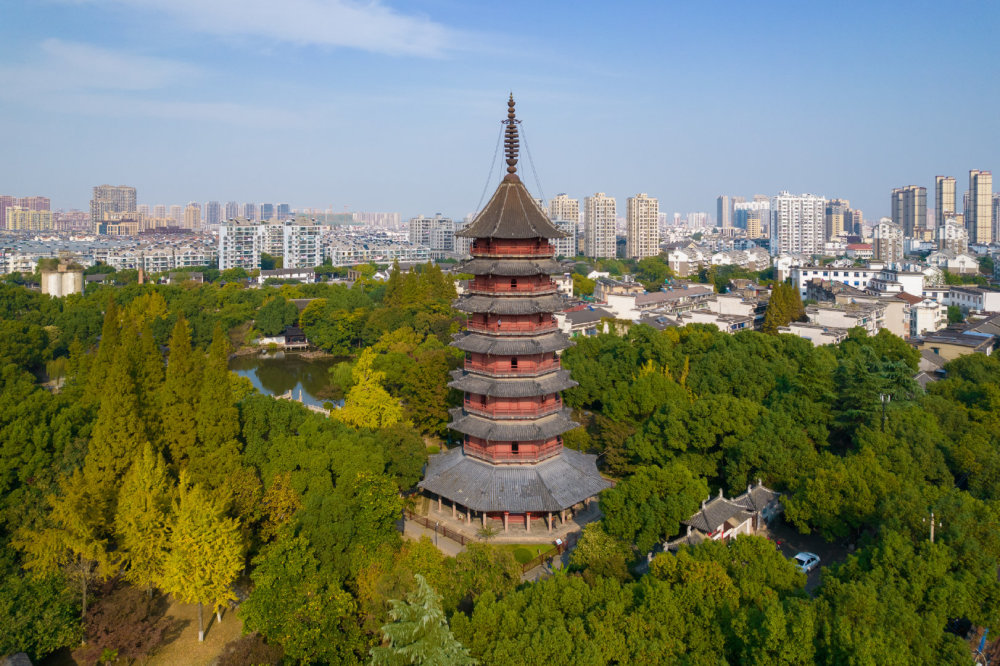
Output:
(937, 218), (969, 254)
(778, 321), (849, 346)
(242, 203), (258, 221)
(873, 219), (904, 264)
(260, 203), (275, 221)
(626, 193), (659, 259)
(261, 222), (285, 257)
(224, 201), (239, 220)
(153, 204), (166, 219)
(926, 249), (979, 275)
(770, 192), (825, 256)
(890, 185), (926, 237)
(218, 219), (264, 271)
(90, 184), (136, 233)
(183, 203), (201, 230)
(967, 170), (993, 244)
(825, 198), (850, 240)
(282, 223), (322, 269)
(806, 302), (884, 336)
(584, 192), (616, 258)
(276, 203), (291, 219)
(735, 199), (770, 238)
(717, 195), (731, 228)
(169, 205), (183, 227)
(603, 282), (714, 320)
(935, 176), (956, 228)
(408, 214), (456, 253)
(5, 207), (53, 231)
(205, 201), (222, 226)
(551, 220), (577, 258)
(848, 208), (864, 235)
(548, 194), (579, 226)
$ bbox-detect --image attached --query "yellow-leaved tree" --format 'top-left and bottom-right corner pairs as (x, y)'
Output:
(160, 473), (243, 642)
(335, 348), (405, 429)
(115, 443), (174, 595)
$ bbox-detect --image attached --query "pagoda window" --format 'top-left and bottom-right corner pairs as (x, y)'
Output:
(510, 278), (518, 289)
(511, 442), (519, 454)
(479, 395), (487, 405)
(510, 357), (518, 369)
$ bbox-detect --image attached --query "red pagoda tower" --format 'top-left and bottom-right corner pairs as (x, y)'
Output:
(419, 96), (610, 534)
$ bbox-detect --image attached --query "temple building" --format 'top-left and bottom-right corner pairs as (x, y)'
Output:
(418, 96), (611, 535)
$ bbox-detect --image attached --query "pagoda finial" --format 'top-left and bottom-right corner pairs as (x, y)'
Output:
(502, 93), (520, 179)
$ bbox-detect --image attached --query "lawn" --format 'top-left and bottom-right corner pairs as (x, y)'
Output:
(497, 543), (557, 565)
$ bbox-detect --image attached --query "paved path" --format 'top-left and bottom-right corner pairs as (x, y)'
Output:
(402, 518), (466, 557)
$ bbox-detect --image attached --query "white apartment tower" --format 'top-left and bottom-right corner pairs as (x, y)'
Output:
(408, 214), (455, 252)
(937, 218), (969, 254)
(218, 220), (264, 271)
(549, 194), (581, 257)
(584, 192), (617, 258)
(282, 223), (322, 269)
(769, 192), (826, 256)
(626, 193), (660, 259)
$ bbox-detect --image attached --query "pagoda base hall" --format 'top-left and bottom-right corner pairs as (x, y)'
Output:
(417, 95), (610, 543)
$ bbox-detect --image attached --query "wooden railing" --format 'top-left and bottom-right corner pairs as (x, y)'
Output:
(463, 401), (562, 419)
(404, 510), (474, 546)
(469, 281), (556, 295)
(471, 244), (553, 258)
(464, 360), (560, 376)
(465, 445), (562, 464)
(467, 320), (558, 335)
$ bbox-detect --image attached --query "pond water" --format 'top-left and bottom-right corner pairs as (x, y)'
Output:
(229, 352), (344, 408)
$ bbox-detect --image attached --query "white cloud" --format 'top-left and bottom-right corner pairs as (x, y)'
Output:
(101, 0), (460, 57)
(0, 38), (201, 91)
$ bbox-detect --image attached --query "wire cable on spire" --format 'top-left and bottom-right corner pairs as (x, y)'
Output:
(519, 122), (547, 206)
(474, 123), (503, 214)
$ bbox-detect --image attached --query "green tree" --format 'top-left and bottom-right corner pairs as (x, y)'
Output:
(336, 348), (405, 429)
(371, 574), (475, 666)
(85, 296), (120, 403)
(115, 443), (174, 594)
(763, 283), (806, 334)
(161, 314), (201, 466)
(240, 534), (366, 664)
(570, 522), (632, 583)
(600, 463), (709, 554)
(0, 571), (82, 662)
(255, 296), (298, 337)
(191, 325), (241, 488)
(160, 474), (243, 641)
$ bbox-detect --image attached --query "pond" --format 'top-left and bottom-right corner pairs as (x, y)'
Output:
(229, 352), (344, 409)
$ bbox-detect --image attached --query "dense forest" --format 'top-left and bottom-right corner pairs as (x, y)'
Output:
(0, 265), (998, 664)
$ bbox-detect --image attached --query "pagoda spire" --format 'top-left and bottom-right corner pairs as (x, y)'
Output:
(503, 93), (520, 180)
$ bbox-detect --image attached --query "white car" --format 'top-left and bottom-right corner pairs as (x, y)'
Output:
(793, 552), (820, 573)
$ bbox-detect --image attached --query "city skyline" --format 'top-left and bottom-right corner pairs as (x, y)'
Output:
(2, 2), (998, 220)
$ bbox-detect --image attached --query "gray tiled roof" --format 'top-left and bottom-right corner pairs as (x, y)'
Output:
(448, 407), (577, 440)
(451, 331), (572, 355)
(454, 294), (565, 315)
(419, 447), (611, 512)
(682, 496), (752, 534)
(456, 176), (566, 240)
(449, 369), (577, 397)
(731, 484), (781, 513)
(460, 258), (564, 276)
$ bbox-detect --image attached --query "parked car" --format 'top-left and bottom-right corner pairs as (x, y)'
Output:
(793, 552), (820, 573)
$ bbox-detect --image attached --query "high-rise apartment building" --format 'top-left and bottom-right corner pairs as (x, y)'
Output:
(90, 185), (136, 233)
(769, 192), (825, 256)
(584, 193), (616, 258)
(409, 214), (456, 252)
(548, 194), (580, 258)
(716, 195), (731, 228)
(242, 203), (258, 222)
(219, 220), (264, 271)
(260, 203), (275, 221)
(551, 220), (577, 258)
(873, 219), (904, 264)
(935, 176), (956, 228)
(993, 194), (1000, 243)
(18, 196), (50, 211)
(824, 199), (850, 240)
(967, 170), (993, 244)
(205, 201), (222, 226)
(848, 209), (864, 235)
(282, 223), (322, 269)
(735, 199), (770, 238)
(276, 203), (291, 219)
(169, 205), (183, 227)
(626, 193), (659, 259)
(890, 185), (926, 237)
(153, 204), (167, 219)
(224, 201), (240, 221)
(0, 196), (15, 230)
(548, 194), (579, 226)
(184, 203), (202, 230)
(5, 207), (53, 231)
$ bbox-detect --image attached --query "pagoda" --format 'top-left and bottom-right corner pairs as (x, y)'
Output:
(419, 96), (610, 534)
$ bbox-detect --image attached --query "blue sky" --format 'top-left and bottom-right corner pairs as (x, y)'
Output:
(1, 0), (998, 220)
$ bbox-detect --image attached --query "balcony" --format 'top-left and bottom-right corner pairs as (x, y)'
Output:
(464, 358), (560, 377)
(470, 242), (554, 258)
(463, 400), (563, 420)
(468, 280), (557, 296)
(467, 319), (558, 335)
(464, 441), (563, 464)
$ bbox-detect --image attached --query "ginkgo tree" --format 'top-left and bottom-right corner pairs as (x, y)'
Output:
(159, 473), (243, 642)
